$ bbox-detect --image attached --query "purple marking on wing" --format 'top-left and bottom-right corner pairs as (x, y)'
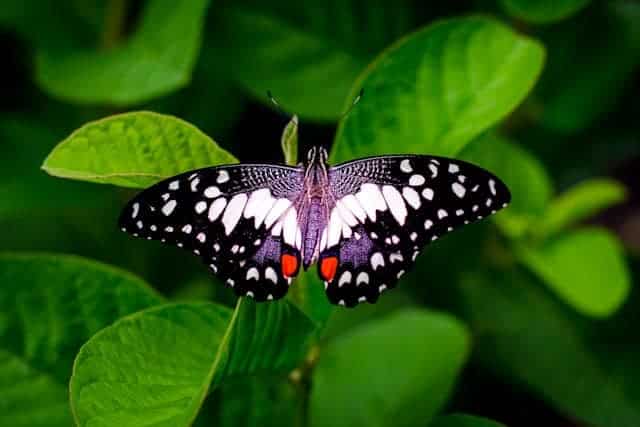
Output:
(253, 235), (282, 264)
(340, 227), (373, 267)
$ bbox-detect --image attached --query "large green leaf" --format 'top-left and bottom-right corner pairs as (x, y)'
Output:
(460, 134), (553, 238)
(535, 1), (640, 132)
(310, 309), (469, 427)
(36, 0), (211, 105)
(430, 414), (506, 427)
(458, 268), (640, 427)
(0, 253), (162, 427)
(71, 298), (315, 426)
(214, 0), (416, 120)
(195, 375), (301, 427)
(42, 111), (236, 188)
(499, 0), (591, 23)
(535, 178), (626, 239)
(332, 16), (545, 162)
(517, 228), (630, 317)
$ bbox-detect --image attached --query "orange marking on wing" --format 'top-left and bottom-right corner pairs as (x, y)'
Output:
(281, 254), (298, 277)
(319, 256), (338, 282)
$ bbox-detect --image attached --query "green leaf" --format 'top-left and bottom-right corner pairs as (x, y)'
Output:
(430, 414), (506, 427)
(499, 0), (591, 23)
(535, 1), (640, 132)
(290, 269), (335, 328)
(460, 134), (553, 238)
(42, 111), (237, 188)
(36, 0), (211, 105)
(0, 253), (162, 427)
(517, 228), (630, 317)
(196, 376), (301, 427)
(214, 0), (416, 120)
(332, 16), (545, 162)
(310, 309), (469, 427)
(281, 115), (299, 166)
(71, 298), (315, 426)
(458, 268), (640, 427)
(536, 178), (626, 239)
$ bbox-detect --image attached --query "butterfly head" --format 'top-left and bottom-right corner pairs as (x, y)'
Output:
(305, 146), (328, 167)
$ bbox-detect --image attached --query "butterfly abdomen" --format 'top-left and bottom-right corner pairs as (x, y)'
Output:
(302, 197), (324, 268)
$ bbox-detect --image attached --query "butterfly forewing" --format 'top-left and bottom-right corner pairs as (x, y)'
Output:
(119, 164), (305, 301)
(318, 155), (511, 307)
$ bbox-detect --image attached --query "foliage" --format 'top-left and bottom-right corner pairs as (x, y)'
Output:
(1, 1), (638, 426)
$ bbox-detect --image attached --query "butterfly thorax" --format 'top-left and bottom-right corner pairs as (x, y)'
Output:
(300, 147), (331, 268)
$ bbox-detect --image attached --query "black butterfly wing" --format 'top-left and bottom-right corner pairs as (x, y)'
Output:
(119, 164), (305, 301)
(319, 155), (511, 307)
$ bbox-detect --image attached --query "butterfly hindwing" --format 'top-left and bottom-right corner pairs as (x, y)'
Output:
(319, 155), (511, 307)
(119, 164), (304, 301)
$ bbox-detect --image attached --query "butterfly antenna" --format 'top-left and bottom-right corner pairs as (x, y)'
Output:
(341, 88), (364, 120)
(267, 90), (288, 116)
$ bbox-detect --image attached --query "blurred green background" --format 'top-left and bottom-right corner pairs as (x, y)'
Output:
(1, 1), (639, 426)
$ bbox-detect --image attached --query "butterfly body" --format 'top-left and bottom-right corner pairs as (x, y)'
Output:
(120, 146), (510, 307)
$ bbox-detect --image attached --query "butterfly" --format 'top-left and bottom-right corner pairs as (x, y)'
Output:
(119, 146), (510, 307)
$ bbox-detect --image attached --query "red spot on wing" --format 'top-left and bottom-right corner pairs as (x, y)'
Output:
(281, 254), (299, 277)
(319, 256), (338, 282)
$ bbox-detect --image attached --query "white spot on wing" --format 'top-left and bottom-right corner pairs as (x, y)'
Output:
(402, 187), (421, 209)
(222, 194), (248, 235)
(400, 159), (413, 173)
(356, 272), (369, 285)
(489, 179), (497, 195)
(191, 178), (200, 192)
(162, 200), (177, 216)
(195, 201), (207, 214)
(328, 208), (344, 247)
(382, 185), (407, 226)
(356, 183), (387, 221)
(244, 188), (271, 222)
(389, 252), (403, 263)
(338, 271), (352, 287)
(131, 203), (139, 218)
(168, 180), (179, 190)
(437, 209), (448, 219)
(319, 227), (328, 251)
(448, 164), (459, 174)
(247, 267), (259, 281)
(429, 164), (438, 178)
(204, 186), (221, 198)
(409, 174), (425, 186)
(341, 195), (367, 223)
(282, 208), (299, 246)
(264, 198), (291, 228)
(265, 267), (278, 284)
(252, 193), (276, 228)
(422, 188), (434, 200)
(424, 219), (433, 230)
(371, 252), (385, 270)
(452, 182), (466, 198)
(208, 198), (227, 222)
(216, 170), (229, 183)
(336, 200), (358, 226)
